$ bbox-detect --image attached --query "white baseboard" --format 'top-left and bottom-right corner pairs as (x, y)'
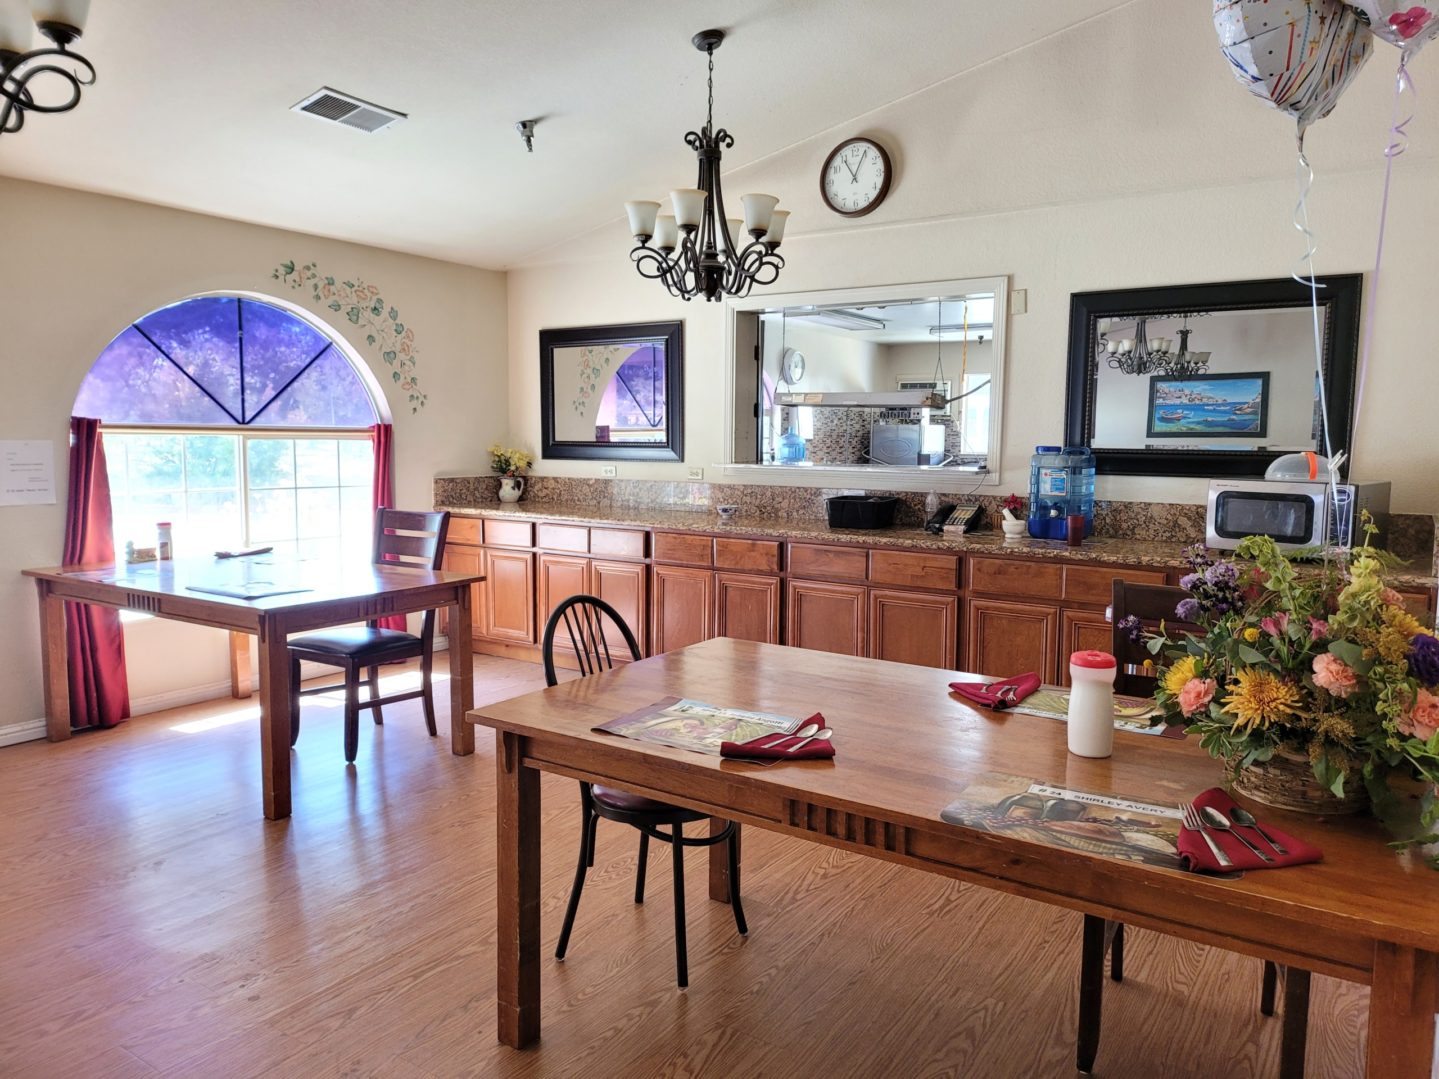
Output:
(0, 718), (47, 747)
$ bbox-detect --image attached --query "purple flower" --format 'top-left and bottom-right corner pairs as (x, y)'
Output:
(1116, 614), (1143, 643)
(1179, 572), (1201, 591)
(1175, 598), (1202, 623)
(1409, 634), (1439, 687)
(1205, 562), (1239, 586)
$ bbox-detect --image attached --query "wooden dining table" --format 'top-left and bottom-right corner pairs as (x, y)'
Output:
(471, 637), (1439, 1077)
(24, 554), (484, 820)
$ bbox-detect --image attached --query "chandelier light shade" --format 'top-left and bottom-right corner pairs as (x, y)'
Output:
(1099, 314), (1211, 379)
(625, 29), (787, 302)
(0, 0), (95, 136)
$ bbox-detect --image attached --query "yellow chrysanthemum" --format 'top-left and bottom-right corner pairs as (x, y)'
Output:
(1223, 668), (1307, 734)
(1162, 656), (1198, 696)
(1243, 627), (1261, 642)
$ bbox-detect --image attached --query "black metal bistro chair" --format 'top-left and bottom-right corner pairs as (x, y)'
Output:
(543, 594), (747, 988)
(287, 509), (450, 764)
(1073, 580), (1309, 1077)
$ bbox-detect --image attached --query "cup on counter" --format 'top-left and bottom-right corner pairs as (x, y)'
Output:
(716, 504), (739, 521)
(1066, 513), (1086, 547)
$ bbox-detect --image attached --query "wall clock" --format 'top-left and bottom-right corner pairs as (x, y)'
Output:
(781, 348), (806, 384)
(820, 137), (892, 217)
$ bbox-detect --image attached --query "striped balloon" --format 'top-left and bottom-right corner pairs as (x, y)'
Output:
(1215, 0), (1374, 139)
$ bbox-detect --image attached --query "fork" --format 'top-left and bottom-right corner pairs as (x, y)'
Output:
(1181, 802), (1233, 868)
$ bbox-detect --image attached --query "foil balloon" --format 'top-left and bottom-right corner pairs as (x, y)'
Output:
(1215, 0), (1374, 142)
(1344, 2), (1439, 53)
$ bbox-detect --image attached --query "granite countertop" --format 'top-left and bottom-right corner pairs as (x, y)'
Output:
(436, 501), (1438, 590)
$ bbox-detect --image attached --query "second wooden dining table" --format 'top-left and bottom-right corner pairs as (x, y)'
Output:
(471, 637), (1439, 1077)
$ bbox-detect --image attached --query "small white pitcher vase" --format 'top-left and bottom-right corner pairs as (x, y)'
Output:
(498, 475), (525, 503)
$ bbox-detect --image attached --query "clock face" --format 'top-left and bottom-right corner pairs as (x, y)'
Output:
(782, 348), (805, 384)
(821, 138), (891, 217)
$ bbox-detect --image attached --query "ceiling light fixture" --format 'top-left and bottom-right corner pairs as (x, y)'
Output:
(0, 1), (93, 137)
(1099, 313), (1211, 379)
(624, 29), (788, 302)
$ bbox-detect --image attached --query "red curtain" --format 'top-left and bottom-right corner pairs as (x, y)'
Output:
(64, 418), (130, 729)
(370, 422), (407, 631)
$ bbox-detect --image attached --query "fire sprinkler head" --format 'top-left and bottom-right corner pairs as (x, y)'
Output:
(515, 119), (537, 152)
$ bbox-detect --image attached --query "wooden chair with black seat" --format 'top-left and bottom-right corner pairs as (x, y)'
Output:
(287, 509), (451, 764)
(1073, 578), (1310, 1078)
(542, 594), (747, 989)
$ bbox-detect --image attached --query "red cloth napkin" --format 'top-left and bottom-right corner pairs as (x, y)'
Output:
(1178, 787), (1323, 873)
(720, 712), (835, 760)
(948, 672), (1042, 710)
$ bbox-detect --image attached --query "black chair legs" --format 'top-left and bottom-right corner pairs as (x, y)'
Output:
(635, 831), (649, 903)
(728, 825), (747, 936)
(289, 656), (302, 747)
(556, 809), (595, 961)
(368, 665), (382, 725)
(1111, 922), (1124, 982)
(343, 666), (360, 764)
(1261, 959), (1279, 1016)
(671, 818), (688, 989)
(1077, 914), (1107, 1074)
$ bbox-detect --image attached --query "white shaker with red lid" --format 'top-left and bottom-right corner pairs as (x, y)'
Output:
(1068, 650), (1117, 758)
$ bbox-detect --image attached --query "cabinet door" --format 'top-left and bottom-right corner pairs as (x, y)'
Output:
(869, 588), (959, 670)
(786, 579), (867, 657)
(714, 572), (781, 645)
(1059, 609), (1113, 686)
(537, 553), (591, 641)
(651, 564), (714, 654)
(480, 548), (535, 643)
(591, 559), (648, 658)
(965, 598), (1059, 683)
(440, 545), (484, 639)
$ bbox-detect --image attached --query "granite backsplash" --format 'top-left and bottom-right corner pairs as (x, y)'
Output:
(432, 475), (1435, 561)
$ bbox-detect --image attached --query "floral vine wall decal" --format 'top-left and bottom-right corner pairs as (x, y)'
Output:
(271, 260), (427, 412)
(572, 345), (625, 415)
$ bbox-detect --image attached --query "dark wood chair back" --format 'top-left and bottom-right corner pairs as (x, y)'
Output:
(542, 595), (642, 688)
(372, 509), (450, 640)
(1111, 579), (1201, 696)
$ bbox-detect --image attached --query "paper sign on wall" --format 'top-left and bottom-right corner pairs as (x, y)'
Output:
(0, 441), (56, 506)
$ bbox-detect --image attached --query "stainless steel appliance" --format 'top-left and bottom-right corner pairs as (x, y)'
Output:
(869, 422), (945, 466)
(1205, 479), (1391, 551)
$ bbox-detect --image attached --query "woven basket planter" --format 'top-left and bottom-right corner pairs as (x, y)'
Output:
(1230, 748), (1370, 816)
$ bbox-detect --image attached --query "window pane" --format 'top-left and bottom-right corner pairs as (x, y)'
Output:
(248, 488), (296, 543)
(297, 488), (339, 539)
(135, 297), (242, 421)
(247, 438), (295, 489)
(339, 485), (372, 545)
(241, 300), (331, 423)
(74, 327), (233, 426)
(128, 434), (184, 491)
(248, 347), (379, 427)
(184, 489), (244, 550)
(295, 439), (338, 487)
(338, 439), (373, 487)
(183, 434), (238, 491)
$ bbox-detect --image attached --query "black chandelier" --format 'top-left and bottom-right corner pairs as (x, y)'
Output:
(0, 2), (94, 136)
(624, 29), (788, 302)
(1098, 313), (1211, 379)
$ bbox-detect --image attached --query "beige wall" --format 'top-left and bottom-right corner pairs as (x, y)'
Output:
(506, 0), (1439, 511)
(0, 177), (506, 735)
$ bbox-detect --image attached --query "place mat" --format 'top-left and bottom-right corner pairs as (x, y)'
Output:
(1008, 688), (1177, 738)
(596, 696), (804, 756)
(185, 583), (314, 600)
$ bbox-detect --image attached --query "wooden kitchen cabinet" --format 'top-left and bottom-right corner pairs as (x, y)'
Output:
(714, 571), (781, 645)
(537, 553), (591, 634)
(787, 579), (867, 657)
(965, 597), (1059, 683)
(480, 547), (535, 644)
(1059, 608), (1113, 685)
(651, 564), (714, 654)
(592, 558), (648, 655)
(869, 588), (958, 669)
(440, 544), (484, 638)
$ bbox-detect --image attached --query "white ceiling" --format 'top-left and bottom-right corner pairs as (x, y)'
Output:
(0, 0), (1130, 269)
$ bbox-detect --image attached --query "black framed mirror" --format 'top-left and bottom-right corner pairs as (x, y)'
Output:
(1064, 275), (1361, 478)
(539, 320), (684, 461)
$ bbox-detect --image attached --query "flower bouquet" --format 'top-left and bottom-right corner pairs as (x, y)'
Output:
(1131, 527), (1439, 859)
(489, 444), (533, 476)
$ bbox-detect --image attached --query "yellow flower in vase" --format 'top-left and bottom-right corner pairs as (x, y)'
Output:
(1162, 656), (1199, 697)
(1224, 668), (1307, 734)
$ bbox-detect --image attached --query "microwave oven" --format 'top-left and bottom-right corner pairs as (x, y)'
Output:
(1205, 480), (1391, 552)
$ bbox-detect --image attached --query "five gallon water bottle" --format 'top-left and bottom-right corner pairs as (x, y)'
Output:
(1027, 445), (1095, 541)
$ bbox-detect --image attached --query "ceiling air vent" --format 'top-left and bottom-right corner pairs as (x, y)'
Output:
(291, 87), (406, 133)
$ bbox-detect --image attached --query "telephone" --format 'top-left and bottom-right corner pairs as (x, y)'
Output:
(943, 504), (984, 533)
(924, 503), (957, 534)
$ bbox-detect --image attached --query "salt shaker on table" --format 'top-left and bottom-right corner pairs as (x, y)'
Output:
(156, 521), (173, 561)
(1067, 650), (1117, 758)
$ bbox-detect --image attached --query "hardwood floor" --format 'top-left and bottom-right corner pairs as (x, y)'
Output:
(0, 655), (1368, 1078)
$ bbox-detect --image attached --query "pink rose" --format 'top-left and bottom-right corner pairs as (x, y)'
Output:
(1308, 616), (1329, 641)
(1178, 677), (1217, 717)
(1312, 652), (1359, 698)
(1261, 612), (1290, 637)
(1398, 688), (1439, 741)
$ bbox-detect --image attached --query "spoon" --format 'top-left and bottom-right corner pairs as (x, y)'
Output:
(761, 722), (817, 749)
(1200, 805), (1274, 862)
(788, 728), (833, 753)
(1229, 805), (1288, 855)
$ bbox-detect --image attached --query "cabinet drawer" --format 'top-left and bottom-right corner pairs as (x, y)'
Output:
(446, 516), (482, 546)
(653, 532), (713, 566)
(537, 523), (589, 553)
(714, 537), (782, 573)
(968, 556), (1063, 600)
(788, 543), (867, 582)
(869, 549), (959, 590)
(1062, 564), (1167, 605)
(590, 527), (646, 559)
(482, 519), (534, 549)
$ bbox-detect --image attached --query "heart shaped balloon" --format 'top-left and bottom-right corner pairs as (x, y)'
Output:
(1215, 0), (1374, 140)
(1344, 2), (1439, 53)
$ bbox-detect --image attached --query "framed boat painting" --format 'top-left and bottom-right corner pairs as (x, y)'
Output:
(1146, 372), (1270, 440)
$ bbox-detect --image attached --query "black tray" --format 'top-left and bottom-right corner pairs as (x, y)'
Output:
(826, 495), (900, 530)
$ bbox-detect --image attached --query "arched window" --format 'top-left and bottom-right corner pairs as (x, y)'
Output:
(74, 295), (383, 558)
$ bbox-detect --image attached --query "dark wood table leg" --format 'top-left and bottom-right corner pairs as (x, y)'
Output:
(1366, 942), (1437, 1077)
(497, 731), (541, 1048)
(449, 590), (475, 755)
(708, 817), (735, 903)
(35, 581), (71, 741)
(256, 619), (293, 821)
